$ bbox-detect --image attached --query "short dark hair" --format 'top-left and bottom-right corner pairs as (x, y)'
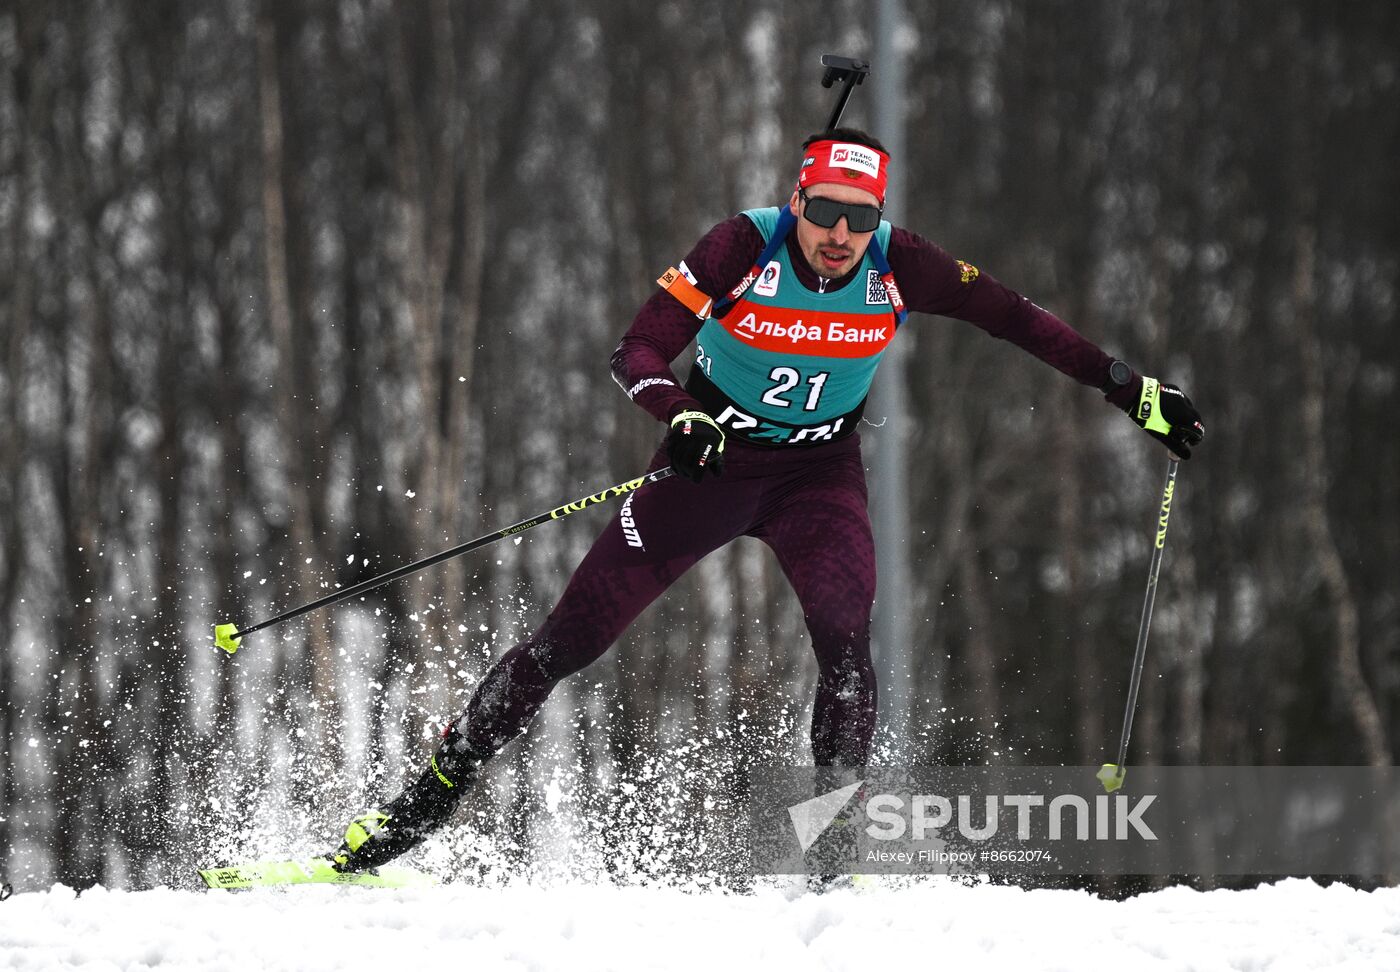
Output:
(801, 127), (889, 155)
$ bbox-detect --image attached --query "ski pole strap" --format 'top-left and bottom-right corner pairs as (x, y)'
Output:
(710, 206), (799, 320)
(865, 231), (908, 326)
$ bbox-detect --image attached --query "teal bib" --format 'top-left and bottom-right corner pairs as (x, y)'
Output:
(686, 207), (899, 447)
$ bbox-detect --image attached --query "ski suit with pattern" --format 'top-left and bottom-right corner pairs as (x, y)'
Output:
(450, 208), (1136, 767)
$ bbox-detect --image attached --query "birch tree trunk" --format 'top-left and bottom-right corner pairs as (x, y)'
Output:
(1294, 225), (1389, 767)
(257, 5), (339, 781)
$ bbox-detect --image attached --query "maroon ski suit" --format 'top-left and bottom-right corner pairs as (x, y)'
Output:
(450, 215), (1135, 766)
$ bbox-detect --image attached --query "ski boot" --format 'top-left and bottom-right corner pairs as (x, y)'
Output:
(330, 726), (487, 872)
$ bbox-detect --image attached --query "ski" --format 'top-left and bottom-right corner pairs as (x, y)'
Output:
(198, 856), (439, 890)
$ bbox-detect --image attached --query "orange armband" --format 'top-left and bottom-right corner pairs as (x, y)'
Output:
(657, 266), (714, 320)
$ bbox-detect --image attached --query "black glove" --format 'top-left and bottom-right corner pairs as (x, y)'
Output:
(665, 409), (726, 482)
(1124, 377), (1205, 459)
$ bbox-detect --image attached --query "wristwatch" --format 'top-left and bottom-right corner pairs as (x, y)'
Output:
(1100, 359), (1133, 394)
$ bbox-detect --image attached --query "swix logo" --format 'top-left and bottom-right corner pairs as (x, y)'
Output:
(619, 492), (644, 549)
(729, 271), (758, 301)
(882, 276), (904, 310)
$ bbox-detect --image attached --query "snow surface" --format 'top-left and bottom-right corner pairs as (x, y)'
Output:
(3, 877), (1399, 971)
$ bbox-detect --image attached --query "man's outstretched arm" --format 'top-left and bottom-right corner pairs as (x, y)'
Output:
(887, 227), (1204, 456)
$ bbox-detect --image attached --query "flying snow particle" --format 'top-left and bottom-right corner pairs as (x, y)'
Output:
(544, 776), (564, 813)
(243, 571), (252, 579)
(406, 490), (416, 499)
(346, 555), (354, 565)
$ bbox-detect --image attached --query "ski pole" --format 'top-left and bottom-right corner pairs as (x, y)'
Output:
(213, 467), (676, 654)
(1097, 455), (1180, 792)
(819, 54), (871, 130)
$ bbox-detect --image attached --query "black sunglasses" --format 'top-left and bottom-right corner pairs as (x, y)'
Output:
(798, 187), (883, 234)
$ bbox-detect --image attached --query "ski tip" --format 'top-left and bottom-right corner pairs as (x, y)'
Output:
(199, 867), (236, 889)
(198, 857), (441, 890)
(1096, 763), (1126, 793)
(213, 623), (242, 655)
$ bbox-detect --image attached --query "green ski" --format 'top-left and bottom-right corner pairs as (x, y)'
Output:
(199, 856), (439, 890)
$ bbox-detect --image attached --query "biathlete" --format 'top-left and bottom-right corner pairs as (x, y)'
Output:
(329, 127), (1205, 871)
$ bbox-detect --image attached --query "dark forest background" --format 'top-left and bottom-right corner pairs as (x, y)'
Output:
(2, 0), (1397, 891)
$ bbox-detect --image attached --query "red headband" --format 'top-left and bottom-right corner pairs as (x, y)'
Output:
(796, 139), (890, 205)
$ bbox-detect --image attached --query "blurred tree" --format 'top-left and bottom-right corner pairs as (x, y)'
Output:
(0, 0), (1396, 888)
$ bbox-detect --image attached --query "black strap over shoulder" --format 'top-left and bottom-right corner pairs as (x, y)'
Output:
(710, 206), (800, 321)
(711, 206), (907, 327)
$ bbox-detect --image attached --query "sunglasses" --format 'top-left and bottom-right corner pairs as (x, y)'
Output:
(798, 187), (883, 234)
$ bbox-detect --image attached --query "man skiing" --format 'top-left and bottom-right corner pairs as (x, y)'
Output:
(329, 128), (1205, 872)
